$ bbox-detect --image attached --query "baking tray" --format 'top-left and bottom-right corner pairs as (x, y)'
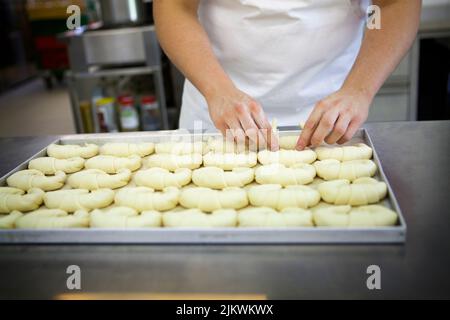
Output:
(0, 129), (406, 244)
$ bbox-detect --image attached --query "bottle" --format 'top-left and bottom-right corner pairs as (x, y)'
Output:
(118, 95), (140, 132)
(95, 97), (118, 133)
(140, 95), (161, 131)
(79, 101), (94, 133)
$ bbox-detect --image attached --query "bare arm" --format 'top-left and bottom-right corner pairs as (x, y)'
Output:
(297, 0), (422, 149)
(154, 0), (278, 150)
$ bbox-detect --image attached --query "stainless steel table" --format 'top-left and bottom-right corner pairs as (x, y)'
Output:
(0, 121), (449, 299)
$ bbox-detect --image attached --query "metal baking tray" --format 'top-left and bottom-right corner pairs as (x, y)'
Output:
(0, 129), (406, 244)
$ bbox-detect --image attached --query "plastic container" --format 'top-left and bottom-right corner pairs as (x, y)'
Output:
(140, 95), (161, 131)
(95, 97), (118, 133)
(118, 95), (140, 132)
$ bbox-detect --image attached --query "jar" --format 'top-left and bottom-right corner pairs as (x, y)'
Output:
(95, 97), (118, 133)
(118, 95), (140, 132)
(140, 95), (160, 131)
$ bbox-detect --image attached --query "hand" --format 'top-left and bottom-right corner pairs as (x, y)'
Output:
(206, 85), (279, 151)
(296, 88), (372, 150)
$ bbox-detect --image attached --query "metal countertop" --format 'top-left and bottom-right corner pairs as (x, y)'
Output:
(0, 121), (449, 299)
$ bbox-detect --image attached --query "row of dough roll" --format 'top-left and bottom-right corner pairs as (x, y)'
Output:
(37, 141), (373, 171)
(10, 157), (379, 194)
(0, 177), (388, 218)
(0, 204), (397, 229)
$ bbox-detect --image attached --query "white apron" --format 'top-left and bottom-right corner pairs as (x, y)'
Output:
(179, 0), (369, 131)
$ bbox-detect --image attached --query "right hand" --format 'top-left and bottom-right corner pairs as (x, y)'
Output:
(205, 86), (279, 151)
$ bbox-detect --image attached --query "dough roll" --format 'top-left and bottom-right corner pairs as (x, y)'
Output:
(313, 204), (398, 227)
(14, 209), (90, 229)
(0, 211), (23, 229)
(318, 177), (387, 206)
(180, 187), (248, 212)
(134, 168), (192, 190)
(47, 143), (99, 159)
(0, 187), (44, 213)
(192, 167), (254, 189)
(85, 155), (142, 173)
(90, 207), (162, 228)
(7, 169), (66, 191)
(248, 184), (320, 210)
(315, 143), (373, 161)
(29, 157), (85, 174)
(44, 189), (114, 212)
(203, 152), (257, 170)
(314, 159), (377, 181)
(99, 142), (155, 157)
(255, 163), (316, 186)
(68, 169), (131, 190)
(115, 187), (180, 211)
(279, 136), (298, 150)
(146, 153), (203, 171)
(257, 149), (317, 166)
(163, 208), (238, 228)
(155, 141), (208, 155)
(238, 207), (313, 227)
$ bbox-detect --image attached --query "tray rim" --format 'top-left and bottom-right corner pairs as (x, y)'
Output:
(0, 128), (407, 244)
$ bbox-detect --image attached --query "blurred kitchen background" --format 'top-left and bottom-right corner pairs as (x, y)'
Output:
(0, 0), (448, 136)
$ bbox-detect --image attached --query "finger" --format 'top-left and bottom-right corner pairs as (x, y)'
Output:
(215, 121), (228, 136)
(249, 101), (279, 151)
(296, 104), (325, 150)
(239, 112), (262, 150)
(309, 108), (340, 147)
(325, 114), (351, 145)
(337, 119), (361, 145)
(226, 117), (246, 146)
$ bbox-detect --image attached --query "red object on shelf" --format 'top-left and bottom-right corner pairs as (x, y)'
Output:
(34, 36), (69, 70)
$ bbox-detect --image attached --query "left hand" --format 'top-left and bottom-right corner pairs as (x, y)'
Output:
(296, 88), (372, 150)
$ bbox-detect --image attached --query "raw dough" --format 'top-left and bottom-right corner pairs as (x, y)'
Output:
(47, 143), (99, 159)
(315, 143), (373, 161)
(85, 155), (142, 173)
(134, 168), (192, 189)
(318, 177), (387, 206)
(180, 187), (248, 212)
(314, 159), (377, 181)
(0, 187), (44, 213)
(203, 152), (257, 170)
(192, 167), (254, 189)
(257, 149), (317, 166)
(248, 184), (320, 210)
(99, 142), (155, 157)
(163, 208), (237, 227)
(68, 168), (131, 190)
(115, 187), (180, 211)
(207, 137), (247, 153)
(7, 169), (66, 191)
(279, 136), (298, 150)
(29, 157), (85, 174)
(238, 207), (313, 227)
(146, 153), (203, 171)
(44, 189), (114, 212)
(14, 209), (89, 229)
(90, 207), (162, 228)
(313, 204), (398, 227)
(307, 178), (326, 190)
(0, 211), (23, 229)
(155, 141), (208, 155)
(255, 163), (316, 186)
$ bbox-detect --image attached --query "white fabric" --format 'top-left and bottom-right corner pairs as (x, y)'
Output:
(179, 0), (369, 131)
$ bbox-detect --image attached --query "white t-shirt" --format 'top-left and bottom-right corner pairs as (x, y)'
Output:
(179, 0), (370, 131)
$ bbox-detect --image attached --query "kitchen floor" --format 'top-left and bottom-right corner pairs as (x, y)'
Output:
(0, 78), (76, 137)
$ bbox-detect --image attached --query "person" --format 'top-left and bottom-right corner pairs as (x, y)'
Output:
(154, 0), (421, 150)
